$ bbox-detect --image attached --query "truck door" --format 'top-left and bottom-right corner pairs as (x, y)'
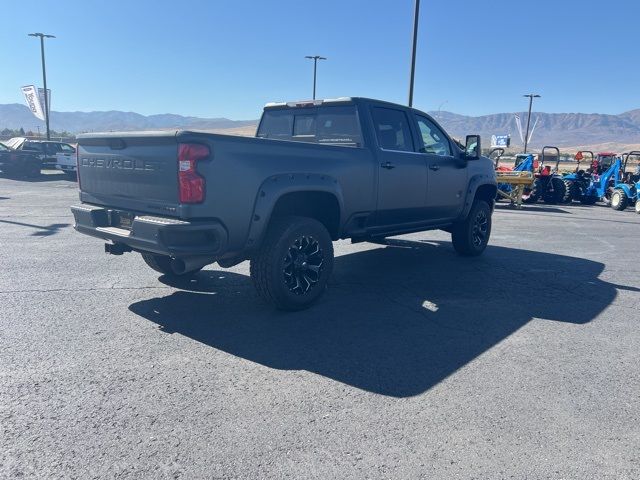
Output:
(371, 106), (428, 226)
(414, 115), (468, 221)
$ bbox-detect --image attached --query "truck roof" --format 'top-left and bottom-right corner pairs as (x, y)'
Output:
(263, 97), (424, 112)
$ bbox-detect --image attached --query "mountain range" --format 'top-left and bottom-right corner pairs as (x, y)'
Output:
(0, 103), (255, 134)
(2, 103), (639, 151)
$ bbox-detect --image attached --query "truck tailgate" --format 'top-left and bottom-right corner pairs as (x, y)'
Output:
(77, 133), (180, 215)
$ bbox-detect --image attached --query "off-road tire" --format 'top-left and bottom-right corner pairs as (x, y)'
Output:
(451, 200), (492, 256)
(141, 253), (201, 276)
(610, 189), (628, 211)
(542, 177), (566, 204)
(635, 201), (640, 214)
(522, 182), (540, 204)
(562, 179), (577, 203)
(250, 216), (333, 311)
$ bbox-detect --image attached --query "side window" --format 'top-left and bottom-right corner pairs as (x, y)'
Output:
(23, 142), (42, 152)
(416, 116), (452, 157)
(60, 144), (76, 153)
(371, 107), (414, 152)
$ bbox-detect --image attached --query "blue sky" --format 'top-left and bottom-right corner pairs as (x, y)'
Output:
(0, 0), (638, 119)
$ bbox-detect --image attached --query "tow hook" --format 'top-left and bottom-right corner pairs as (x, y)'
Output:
(104, 242), (132, 255)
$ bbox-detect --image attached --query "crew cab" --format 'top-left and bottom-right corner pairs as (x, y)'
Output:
(71, 97), (497, 310)
(4, 137), (76, 169)
(0, 142), (41, 178)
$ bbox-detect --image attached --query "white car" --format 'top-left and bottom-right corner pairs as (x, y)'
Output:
(55, 143), (77, 178)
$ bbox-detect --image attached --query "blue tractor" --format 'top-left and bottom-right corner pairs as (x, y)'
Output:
(562, 150), (594, 202)
(610, 151), (640, 211)
(578, 154), (622, 205)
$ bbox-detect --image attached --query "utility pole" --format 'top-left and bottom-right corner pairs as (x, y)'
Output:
(523, 93), (540, 153)
(28, 32), (55, 140)
(408, 0), (420, 107)
(304, 55), (326, 100)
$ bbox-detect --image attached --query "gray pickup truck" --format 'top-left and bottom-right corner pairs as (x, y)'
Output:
(71, 97), (497, 310)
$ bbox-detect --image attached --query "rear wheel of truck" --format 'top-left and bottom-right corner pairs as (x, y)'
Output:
(250, 216), (334, 311)
(141, 253), (202, 277)
(451, 200), (492, 256)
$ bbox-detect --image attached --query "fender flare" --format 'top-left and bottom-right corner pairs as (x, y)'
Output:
(245, 173), (345, 249)
(458, 174), (498, 221)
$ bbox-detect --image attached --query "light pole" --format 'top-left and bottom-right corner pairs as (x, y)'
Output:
(28, 32), (55, 140)
(304, 55), (326, 100)
(408, 0), (420, 107)
(523, 93), (540, 153)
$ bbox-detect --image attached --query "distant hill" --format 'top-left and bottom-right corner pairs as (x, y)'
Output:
(0, 104), (256, 134)
(428, 109), (640, 150)
(2, 103), (639, 151)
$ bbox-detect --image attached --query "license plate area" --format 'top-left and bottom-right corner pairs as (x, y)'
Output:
(109, 210), (134, 230)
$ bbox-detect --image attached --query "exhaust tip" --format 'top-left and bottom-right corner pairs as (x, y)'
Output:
(170, 258), (187, 275)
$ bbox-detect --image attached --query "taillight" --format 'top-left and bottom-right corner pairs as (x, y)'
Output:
(178, 143), (209, 203)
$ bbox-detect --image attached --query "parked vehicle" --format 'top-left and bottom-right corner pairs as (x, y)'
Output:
(610, 151), (640, 211)
(0, 142), (41, 177)
(562, 150), (594, 202)
(523, 146), (567, 204)
(492, 149), (536, 207)
(579, 155), (622, 205)
(71, 97), (497, 310)
(55, 143), (78, 179)
(3, 137), (76, 169)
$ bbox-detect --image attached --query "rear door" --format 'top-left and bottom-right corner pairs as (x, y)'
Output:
(77, 133), (181, 215)
(371, 106), (428, 226)
(414, 115), (468, 220)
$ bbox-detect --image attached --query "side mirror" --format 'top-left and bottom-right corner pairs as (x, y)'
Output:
(464, 134), (481, 160)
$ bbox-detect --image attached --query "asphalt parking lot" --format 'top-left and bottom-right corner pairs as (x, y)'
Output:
(1, 172), (639, 479)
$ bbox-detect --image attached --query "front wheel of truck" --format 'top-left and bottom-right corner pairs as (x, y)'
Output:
(451, 200), (492, 256)
(250, 216), (334, 311)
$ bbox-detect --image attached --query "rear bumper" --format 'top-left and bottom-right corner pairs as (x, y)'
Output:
(71, 204), (228, 258)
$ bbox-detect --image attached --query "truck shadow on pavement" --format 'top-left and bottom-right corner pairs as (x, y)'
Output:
(0, 219), (71, 236)
(129, 240), (635, 398)
(0, 172), (73, 183)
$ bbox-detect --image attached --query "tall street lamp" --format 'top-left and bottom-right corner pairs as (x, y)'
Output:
(304, 55), (326, 100)
(523, 93), (540, 154)
(408, 0), (420, 107)
(28, 32), (55, 140)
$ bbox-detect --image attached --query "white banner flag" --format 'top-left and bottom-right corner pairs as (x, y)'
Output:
(21, 85), (46, 121)
(37, 87), (51, 117)
(527, 116), (539, 144)
(513, 114), (524, 144)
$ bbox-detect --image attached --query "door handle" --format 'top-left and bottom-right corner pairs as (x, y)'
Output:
(380, 162), (396, 169)
(429, 164), (440, 171)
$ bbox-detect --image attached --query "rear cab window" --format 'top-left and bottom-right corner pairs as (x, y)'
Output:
(257, 105), (363, 147)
